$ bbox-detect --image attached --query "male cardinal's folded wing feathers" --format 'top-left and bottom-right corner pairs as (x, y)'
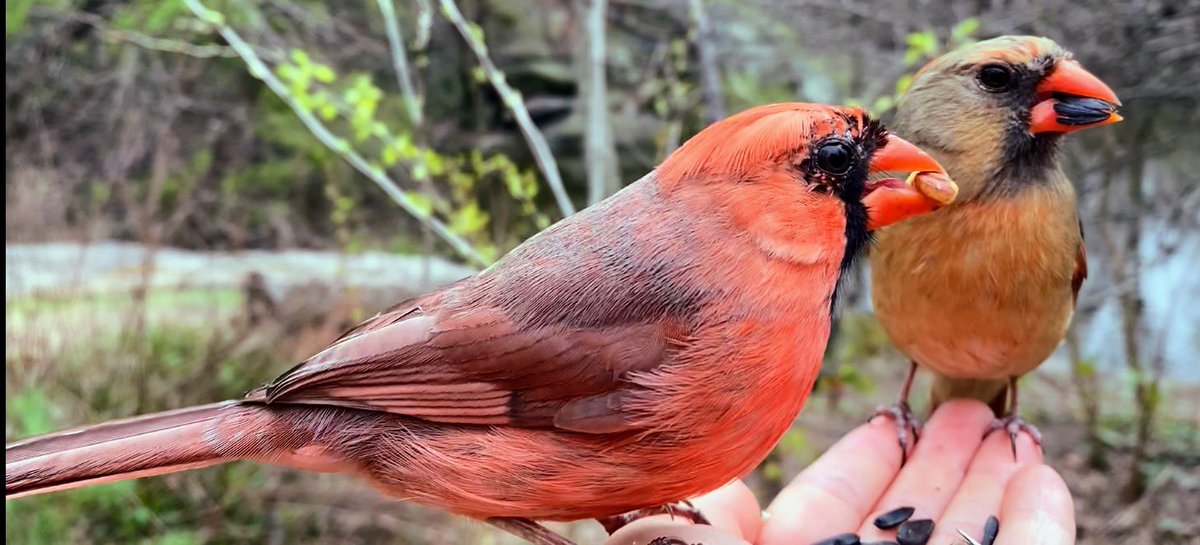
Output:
(257, 302), (678, 432)
(256, 201), (701, 433)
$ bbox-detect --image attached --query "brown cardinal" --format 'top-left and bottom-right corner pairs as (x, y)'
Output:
(870, 36), (1122, 456)
(6, 103), (952, 545)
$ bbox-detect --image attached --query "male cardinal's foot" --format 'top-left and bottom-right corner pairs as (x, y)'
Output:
(598, 501), (711, 535)
(872, 401), (922, 465)
(984, 414), (1043, 460)
(487, 517), (578, 545)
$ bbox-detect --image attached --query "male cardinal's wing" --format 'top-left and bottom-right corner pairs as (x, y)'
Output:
(252, 258), (700, 435)
(1072, 219), (1088, 305)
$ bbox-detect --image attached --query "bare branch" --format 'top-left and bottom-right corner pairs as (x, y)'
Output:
(377, 0), (423, 127)
(183, 0), (489, 268)
(438, 0), (577, 217)
(53, 10), (240, 59)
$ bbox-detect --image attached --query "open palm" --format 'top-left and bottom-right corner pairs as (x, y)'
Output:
(605, 400), (1074, 545)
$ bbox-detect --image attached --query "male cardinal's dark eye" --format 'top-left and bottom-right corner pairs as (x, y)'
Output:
(816, 141), (854, 175)
(978, 64), (1014, 91)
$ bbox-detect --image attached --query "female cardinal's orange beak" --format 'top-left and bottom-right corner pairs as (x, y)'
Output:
(1030, 60), (1122, 134)
(863, 134), (958, 230)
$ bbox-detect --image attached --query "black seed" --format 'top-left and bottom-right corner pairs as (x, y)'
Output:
(873, 506), (916, 529)
(982, 515), (1000, 545)
(811, 533), (861, 545)
(896, 519), (935, 545)
(1053, 96), (1117, 125)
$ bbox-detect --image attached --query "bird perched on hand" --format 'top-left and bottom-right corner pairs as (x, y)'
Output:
(870, 36), (1122, 457)
(7, 104), (953, 545)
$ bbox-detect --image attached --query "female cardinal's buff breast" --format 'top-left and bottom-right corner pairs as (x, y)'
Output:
(7, 104), (949, 524)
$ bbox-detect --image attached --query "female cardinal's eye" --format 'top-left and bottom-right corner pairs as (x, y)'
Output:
(816, 141), (854, 175)
(978, 64), (1015, 91)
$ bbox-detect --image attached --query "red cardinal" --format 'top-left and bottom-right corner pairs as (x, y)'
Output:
(871, 36), (1122, 456)
(7, 103), (951, 545)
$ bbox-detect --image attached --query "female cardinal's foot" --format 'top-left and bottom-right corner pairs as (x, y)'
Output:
(598, 501), (711, 535)
(984, 414), (1043, 460)
(871, 401), (922, 465)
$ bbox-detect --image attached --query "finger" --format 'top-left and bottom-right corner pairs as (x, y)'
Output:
(858, 399), (994, 540)
(759, 416), (906, 545)
(994, 464), (1075, 545)
(602, 482), (761, 545)
(691, 481), (764, 543)
(927, 428), (1042, 544)
(604, 519), (751, 545)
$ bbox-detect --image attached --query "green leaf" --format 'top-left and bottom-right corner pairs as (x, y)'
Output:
(144, 0), (185, 32)
(404, 191), (434, 217)
(381, 147), (398, 166)
(313, 64), (336, 83)
(449, 202), (489, 235)
(951, 18), (980, 43)
(290, 49), (311, 67)
(895, 74), (914, 95)
(317, 103), (337, 121)
(6, 0), (34, 36)
(871, 96), (895, 114)
(466, 23), (486, 47)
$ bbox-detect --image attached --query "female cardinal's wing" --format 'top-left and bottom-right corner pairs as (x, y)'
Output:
(1072, 220), (1088, 305)
(250, 200), (707, 434)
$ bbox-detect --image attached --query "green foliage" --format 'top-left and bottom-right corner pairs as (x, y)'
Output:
(6, 0), (36, 36)
(272, 48), (549, 257)
(904, 30), (940, 67)
(868, 18), (982, 115)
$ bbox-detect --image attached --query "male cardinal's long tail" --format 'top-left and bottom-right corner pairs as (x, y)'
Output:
(6, 402), (273, 499)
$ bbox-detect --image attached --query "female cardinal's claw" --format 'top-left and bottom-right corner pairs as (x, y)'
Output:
(872, 402), (922, 465)
(597, 502), (711, 535)
(983, 415), (1043, 461)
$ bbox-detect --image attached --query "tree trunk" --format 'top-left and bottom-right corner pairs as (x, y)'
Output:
(1114, 120), (1156, 501)
(578, 0), (620, 205)
(689, 0), (726, 124)
(1066, 327), (1107, 470)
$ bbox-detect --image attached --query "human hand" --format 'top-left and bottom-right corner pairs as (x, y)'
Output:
(603, 400), (1074, 545)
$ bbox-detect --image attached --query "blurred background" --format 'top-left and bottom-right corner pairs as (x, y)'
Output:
(5, 0), (1198, 543)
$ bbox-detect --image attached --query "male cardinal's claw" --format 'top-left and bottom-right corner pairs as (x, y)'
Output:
(598, 502), (711, 535)
(984, 414), (1043, 460)
(872, 402), (922, 465)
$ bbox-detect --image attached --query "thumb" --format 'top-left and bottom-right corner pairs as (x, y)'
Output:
(603, 482), (762, 545)
(994, 464), (1075, 545)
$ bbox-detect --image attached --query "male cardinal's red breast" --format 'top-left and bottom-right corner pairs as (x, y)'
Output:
(7, 103), (952, 545)
(871, 36), (1121, 456)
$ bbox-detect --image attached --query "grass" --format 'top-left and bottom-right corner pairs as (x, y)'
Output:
(5, 290), (1197, 544)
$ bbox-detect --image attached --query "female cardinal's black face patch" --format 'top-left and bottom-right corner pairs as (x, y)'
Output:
(973, 56), (1064, 197)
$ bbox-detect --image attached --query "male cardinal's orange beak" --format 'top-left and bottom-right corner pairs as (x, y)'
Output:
(1030, 60), (1122, 134)
(863, 134), (958, 230)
